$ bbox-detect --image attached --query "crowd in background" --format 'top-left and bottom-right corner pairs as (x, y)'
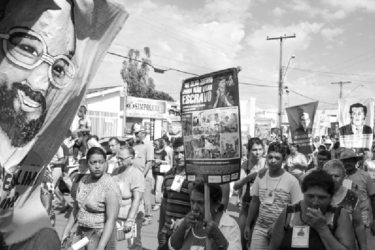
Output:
(43, 106), (375, 250)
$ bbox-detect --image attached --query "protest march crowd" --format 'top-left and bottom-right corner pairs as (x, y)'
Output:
(1, 1), (375, 250)
(33, 105), (375, 250)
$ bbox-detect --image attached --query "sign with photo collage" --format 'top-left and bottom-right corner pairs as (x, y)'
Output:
(180, 68), (241, 184)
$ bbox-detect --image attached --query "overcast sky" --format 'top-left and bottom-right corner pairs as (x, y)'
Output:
(90, 0), (375, 110)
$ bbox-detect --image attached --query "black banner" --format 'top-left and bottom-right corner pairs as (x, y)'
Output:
(180, 68), (241, 184)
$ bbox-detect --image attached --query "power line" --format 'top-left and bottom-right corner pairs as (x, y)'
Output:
(289, 67), (375, 77)
(326, 48), (375, 69)
(111, 44), (279, 84)
(288, 89), (335, 105)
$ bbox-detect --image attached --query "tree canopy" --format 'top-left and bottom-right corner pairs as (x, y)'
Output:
(121, 47), (175, 102)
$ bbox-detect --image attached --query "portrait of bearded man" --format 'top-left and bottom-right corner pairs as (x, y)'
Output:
(0, 0), (128, 248)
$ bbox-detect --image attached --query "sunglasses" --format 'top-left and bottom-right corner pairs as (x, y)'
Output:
(0, 27), (76, 88)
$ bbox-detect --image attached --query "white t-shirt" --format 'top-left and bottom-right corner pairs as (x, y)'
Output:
(250, 170), (303, 229)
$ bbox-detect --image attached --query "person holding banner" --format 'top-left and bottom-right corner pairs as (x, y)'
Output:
(166, 183), (241, 250)
(244, 142), (303, 250)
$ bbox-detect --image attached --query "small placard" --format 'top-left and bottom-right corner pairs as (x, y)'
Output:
(291, 226), (310, 248)
(208, 176), (222, 183)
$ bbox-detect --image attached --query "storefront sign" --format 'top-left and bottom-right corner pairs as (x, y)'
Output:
(180, 68), (241, 184)
(126, 96), (167, 119)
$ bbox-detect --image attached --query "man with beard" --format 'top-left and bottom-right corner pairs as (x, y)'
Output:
(340, 149), (375, 240)
(0, 0), (128, 248)
(0, 0), (76, 248)
(0, 3), (75, 174)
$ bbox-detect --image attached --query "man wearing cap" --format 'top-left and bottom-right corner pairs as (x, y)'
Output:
(323, 159), (367, 250)
(340, 148), (375, 238)
(132, 123), (154, 226)
(340, 103), (373, 135)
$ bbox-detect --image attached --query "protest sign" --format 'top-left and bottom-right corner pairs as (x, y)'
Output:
(180, 68), (241, 184)
(254, 118), (272, 139)
(338, 98), (374, 149)
(286, 102), (318, 154)
(0, 0), (128, 245)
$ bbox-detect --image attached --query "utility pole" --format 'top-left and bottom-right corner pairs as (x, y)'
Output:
(331, 81), (351, 99)
(267, 34), (296, 133)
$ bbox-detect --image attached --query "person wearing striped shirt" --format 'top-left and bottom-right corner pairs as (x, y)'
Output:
(244, 142), (303, 250)
(157, 137), (193, 249)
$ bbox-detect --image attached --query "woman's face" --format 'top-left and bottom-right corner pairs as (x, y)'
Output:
(87, 153), (106, 179)
(249, 143), (264, 160)
(304, 186), (332, 212)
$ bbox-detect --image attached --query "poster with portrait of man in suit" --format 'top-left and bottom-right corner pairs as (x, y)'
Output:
(286, 102), (318, 154)
(338, 98), (374, 149)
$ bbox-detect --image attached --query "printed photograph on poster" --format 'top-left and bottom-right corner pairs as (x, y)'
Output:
(254, 117), (272, 139)
(180, 68), (241, 184)
(286, 102), (318, 154)
(182, 114), (192, 136)
(220, 133), (240, 159)
(338, 99), (374, 149)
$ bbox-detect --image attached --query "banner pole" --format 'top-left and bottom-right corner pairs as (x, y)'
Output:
(205, 183), (211, 250)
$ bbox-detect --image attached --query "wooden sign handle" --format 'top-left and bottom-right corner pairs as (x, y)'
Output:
(204, 183), (211, 250)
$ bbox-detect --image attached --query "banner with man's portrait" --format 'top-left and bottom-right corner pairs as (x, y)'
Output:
(180, 68), (241, 184)
(338, 98), (374, 149)
(0, 0), (128, 246)
(286, 102), (318, 154)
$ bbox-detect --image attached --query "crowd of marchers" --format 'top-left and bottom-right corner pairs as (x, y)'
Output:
(44, 107), (375, 250)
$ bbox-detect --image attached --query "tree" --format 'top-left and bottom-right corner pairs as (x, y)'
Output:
(121, 47), (175, 102)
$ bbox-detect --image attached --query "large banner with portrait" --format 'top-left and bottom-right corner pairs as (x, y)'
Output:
(180, 68), (241, 184)
(286, 102), (318, 154)
(338, 98), (374, 149)
(0, 0), (128, 246)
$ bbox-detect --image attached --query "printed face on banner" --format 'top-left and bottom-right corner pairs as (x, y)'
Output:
(0, 0), (75, 162)
(286, 102), (319, 155)
(0, 0), (128, 245)
(338, 99), (374, 149)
